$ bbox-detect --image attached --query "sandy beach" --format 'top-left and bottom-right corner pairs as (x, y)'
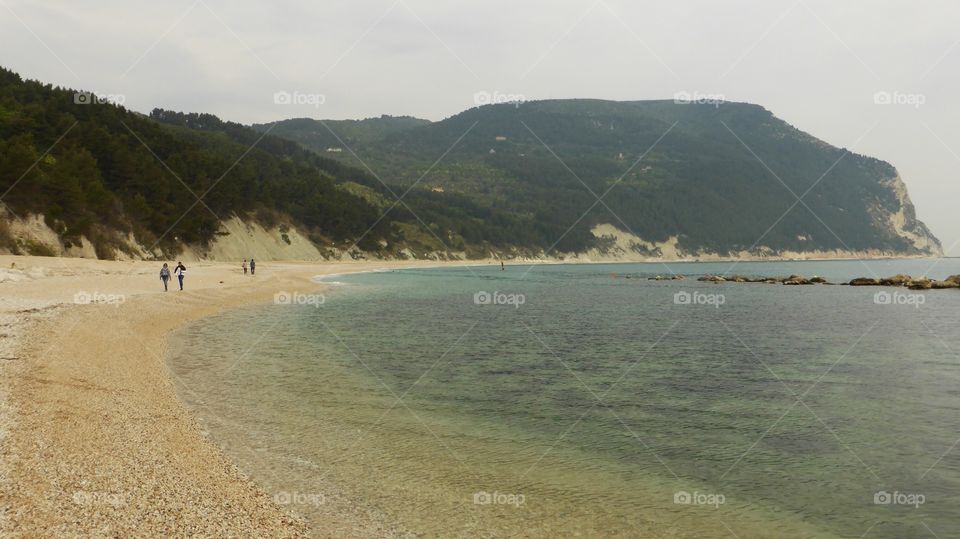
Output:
(0, 255), (449, 537)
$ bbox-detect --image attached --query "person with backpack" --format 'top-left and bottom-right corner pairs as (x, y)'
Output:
(160, 263), (171, 291)
(174, 261), (187, 290)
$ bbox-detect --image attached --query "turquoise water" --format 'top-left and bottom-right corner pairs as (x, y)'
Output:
(169, 260), (960, 538)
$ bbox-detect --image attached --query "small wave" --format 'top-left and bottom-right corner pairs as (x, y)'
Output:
(313, 267), (396, 284)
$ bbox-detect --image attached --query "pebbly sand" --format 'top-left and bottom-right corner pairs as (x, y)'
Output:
(0, 255), (452, 537)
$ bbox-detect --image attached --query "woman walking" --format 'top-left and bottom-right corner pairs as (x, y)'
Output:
(174, 261), (187, 291)
(160, 263), (170, 291)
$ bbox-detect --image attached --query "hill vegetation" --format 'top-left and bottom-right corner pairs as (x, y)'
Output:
(0, 66), (940, 260)
(257, 100), (940, 257)
(0, 68), (528, 259)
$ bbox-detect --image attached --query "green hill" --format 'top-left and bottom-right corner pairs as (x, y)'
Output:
(0, 68), (526, 259)
(0, 66), (940, 260)
(258, 99), (941, 257)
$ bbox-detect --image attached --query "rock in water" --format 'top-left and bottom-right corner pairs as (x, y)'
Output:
(879, 274), (912, 286)
(908, 278), (932, 290)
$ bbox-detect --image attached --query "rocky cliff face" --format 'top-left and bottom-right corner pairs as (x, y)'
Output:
(879, 174), (942, 256)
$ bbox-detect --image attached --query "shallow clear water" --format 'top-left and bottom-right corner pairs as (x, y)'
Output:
(169, 260), (960, 538)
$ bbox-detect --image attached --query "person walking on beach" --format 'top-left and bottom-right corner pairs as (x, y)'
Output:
(249, 258), (256, 275)
(160, 263), (170, 291)
(174, 261), (187, 291)
(242, 259), (248, 275)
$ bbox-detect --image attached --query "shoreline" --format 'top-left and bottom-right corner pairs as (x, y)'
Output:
(1, 254), (955, 536)
(0, 256), (447, 536)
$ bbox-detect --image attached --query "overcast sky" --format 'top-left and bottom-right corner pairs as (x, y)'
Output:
(3, 0), (958, 255)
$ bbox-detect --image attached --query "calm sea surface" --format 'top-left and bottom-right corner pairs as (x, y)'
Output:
(168, 259), (960, 538)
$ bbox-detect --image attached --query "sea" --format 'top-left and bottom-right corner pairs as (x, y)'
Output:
(168, 259), (960, 538)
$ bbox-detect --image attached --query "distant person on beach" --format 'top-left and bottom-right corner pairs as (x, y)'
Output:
(249, 258), (256, 275)
(160, 263), (170, 291)
(174, 261), (187, 290)
(242, 259), (248, 275)
(501, 261), (505, 271)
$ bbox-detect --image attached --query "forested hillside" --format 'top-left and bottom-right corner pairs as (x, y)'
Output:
(0, 67), (401, 257)
(260, 100), (941, 256)
(0, 66), (940, 260)
(0, 68), (532, 259)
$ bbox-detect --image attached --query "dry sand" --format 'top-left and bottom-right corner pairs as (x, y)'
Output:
(0, 255), (458, 537)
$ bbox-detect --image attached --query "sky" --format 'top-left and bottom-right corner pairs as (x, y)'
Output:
(2, 0), (958, 255)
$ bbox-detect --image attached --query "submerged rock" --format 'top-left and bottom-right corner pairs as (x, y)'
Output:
(849, 277), (880, 286)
